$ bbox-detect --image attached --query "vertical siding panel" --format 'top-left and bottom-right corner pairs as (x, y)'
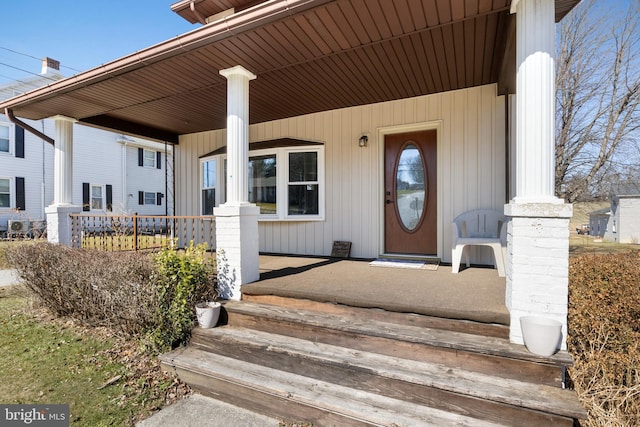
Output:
(175, 84), (504, 261)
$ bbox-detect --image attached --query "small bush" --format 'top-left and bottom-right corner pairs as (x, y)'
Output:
(569, 251), (640, 426)
(145, 243), (217, 353)
(5, 242), (217, 354)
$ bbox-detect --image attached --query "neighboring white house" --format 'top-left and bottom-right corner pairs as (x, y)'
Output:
(590, 184), (640, 244)
(589, 207), (610, 238)
(0, 59), (173, 236)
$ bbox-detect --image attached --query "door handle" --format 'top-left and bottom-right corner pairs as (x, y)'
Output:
(386, 199), (394, 204)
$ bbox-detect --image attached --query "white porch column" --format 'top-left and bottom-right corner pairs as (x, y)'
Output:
(46, 116), (81, 246)
(214, 66), (259, 300)
(506, 0), (572, 349)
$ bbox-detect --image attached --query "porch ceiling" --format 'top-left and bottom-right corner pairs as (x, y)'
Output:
(1, 0), (580, 144)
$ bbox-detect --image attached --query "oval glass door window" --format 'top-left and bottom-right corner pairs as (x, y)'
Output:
(396, 144), (426, 231)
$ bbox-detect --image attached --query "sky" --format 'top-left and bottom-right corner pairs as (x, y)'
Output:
(0, 1), (196, 85)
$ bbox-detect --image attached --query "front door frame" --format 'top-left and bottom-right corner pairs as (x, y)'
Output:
(378, 121), (443, 259)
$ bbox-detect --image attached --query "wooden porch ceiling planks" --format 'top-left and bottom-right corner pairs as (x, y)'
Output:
(2, 0), (578, 141)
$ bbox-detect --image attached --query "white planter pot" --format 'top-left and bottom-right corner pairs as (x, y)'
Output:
(195, 301), (221, 328)
(520, 316), (562, 356)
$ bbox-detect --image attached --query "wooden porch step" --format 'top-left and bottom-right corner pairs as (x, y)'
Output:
(189, 326), (586, 426)
(222, 300), (573, 387)
(160, 347), (509, 427)
(242, 294), (510, 339)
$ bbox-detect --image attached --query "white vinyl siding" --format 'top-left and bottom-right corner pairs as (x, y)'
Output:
(177, 84), (505, 260)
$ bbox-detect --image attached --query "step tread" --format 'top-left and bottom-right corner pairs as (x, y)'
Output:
(193, 326), (587, 419)
(161, 347), (509, 427)
(223, 301), (574, 366)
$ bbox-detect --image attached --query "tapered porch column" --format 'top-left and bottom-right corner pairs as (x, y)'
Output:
(214, 66), (259, 300)
(506, 0), (572, 349)
(45, 116), (82, 246)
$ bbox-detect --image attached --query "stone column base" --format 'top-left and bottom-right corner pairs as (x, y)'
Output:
(45, 204), (82, 247)
(504, 202), (573, 349)
(214, 203), (260, 300)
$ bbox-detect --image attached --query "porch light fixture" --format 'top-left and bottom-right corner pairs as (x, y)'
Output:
(358, 135), (368, 148)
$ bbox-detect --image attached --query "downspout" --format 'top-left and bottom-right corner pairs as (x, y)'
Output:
(5, 108), (54, 145)
(190, 0), (208, 25)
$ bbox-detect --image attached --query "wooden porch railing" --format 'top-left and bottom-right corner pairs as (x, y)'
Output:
(70, 214), (216, 251)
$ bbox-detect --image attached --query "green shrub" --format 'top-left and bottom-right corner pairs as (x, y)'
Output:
(144, 243), (217, 353)
(568, 251), (640, 426)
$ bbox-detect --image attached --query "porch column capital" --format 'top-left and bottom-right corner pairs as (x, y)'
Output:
(511, 0), (562, 204)
(219, 65), (256, 205)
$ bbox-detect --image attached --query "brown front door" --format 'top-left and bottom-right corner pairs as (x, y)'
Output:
(384, 130), (437, 255)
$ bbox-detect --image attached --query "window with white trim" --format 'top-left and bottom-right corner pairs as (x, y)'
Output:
(0, 124), (10, 154)
(144, 192), (156, 205)
(143, 149), (156, 168)
(91, 185), (104, 210)
(0, 177), (10, 207)
(200, 145), (324, 220)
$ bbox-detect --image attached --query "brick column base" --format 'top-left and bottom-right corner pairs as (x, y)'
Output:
(214, 203), (260, 300)
(45, 204), (82, 247)
(504, 202), (573, 349)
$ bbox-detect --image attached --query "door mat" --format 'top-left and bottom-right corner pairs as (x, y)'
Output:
(369, 259), (439, 270)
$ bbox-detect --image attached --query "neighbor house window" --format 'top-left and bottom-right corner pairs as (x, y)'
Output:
(91, 185), (104, 210)
(138, 148), (161, 169)
(0, 178), (10, 207)
(201, 145), (323, 220)
(144, 192), (156, 205)
(143, 150), (156, 167)
(82, 183), (112, 212)
(0, 124), (10, 153)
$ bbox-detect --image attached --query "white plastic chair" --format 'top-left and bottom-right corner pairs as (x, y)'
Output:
(451, 209), (507, 277)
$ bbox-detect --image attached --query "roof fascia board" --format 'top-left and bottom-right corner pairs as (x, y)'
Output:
(0, 0), (336, 115)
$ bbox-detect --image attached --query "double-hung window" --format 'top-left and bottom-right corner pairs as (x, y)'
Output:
(0, 178), (10, 208)
(200, 142), (324, 220)
(143, 149), (156, 168)
(91, 185), (104, 210)
(0, 124), (10, 154)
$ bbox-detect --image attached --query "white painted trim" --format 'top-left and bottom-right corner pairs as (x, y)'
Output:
(377, 121), (443, 259)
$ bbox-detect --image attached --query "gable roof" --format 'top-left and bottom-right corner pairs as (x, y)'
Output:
(0, 0), (580, 144)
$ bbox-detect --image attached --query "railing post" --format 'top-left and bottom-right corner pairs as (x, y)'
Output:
(133, 212), (138, 252)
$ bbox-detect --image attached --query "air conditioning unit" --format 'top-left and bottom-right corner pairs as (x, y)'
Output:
(8, 220), (30, 234)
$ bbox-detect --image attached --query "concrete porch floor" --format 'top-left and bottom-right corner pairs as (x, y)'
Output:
(242, 255), (509, 326)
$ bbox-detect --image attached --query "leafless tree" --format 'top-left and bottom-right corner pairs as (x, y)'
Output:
(555, 0), (640, 202)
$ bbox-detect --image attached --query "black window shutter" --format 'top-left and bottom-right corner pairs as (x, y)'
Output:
(106, 185), (113, 212)
(15, 126), (25, 158)
(82, 183), (90, 211)
(15, 177), (25, 210)
(138, 191), (144, 205)
(156, 152), (162, 169)
(138, 148), (143, 166)
(156, 192), (163, 206)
